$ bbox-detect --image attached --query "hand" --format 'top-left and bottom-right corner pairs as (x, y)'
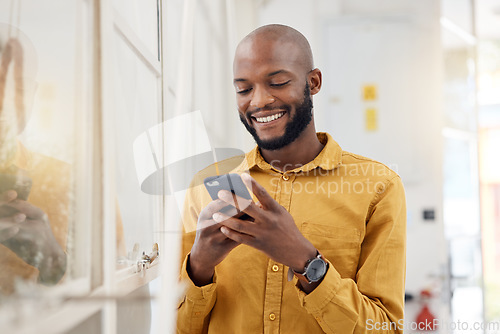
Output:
(0, 190), (25, 242)
(213, 173), (317, 273)
(188, 199), (241, 286)
(0, 190), (66, 285)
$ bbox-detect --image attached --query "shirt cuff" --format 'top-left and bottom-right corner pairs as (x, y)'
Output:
(180, 253), (217, 302)
(294, 259), (341, 314)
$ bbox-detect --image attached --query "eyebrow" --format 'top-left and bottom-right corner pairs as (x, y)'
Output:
(233, 69), (291, 83)
(267, 70), (289, 77)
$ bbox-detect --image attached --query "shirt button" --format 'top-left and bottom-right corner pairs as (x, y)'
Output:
(282, 174), (289, 181)
(272, 264), (279, 272)
(269, 313), (276, 321)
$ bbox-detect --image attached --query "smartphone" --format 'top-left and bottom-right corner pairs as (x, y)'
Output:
(204, 173), (253, 220)
(0, 173), (32, 201)
(0, 173), (33, 217)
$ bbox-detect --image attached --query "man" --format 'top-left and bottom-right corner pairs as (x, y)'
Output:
(0, 24), (126, 296)
(177, 24), (406, 333)
(0, 25), (68, 294)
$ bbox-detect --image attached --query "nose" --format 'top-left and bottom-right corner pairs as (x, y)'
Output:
(249, 86), (275, 109)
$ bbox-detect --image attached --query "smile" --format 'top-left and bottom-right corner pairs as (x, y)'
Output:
(254, 112), (284, 124)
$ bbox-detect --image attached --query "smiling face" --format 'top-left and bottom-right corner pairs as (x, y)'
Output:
(238, 82), (313, 151)
(233, 26), (321, 151)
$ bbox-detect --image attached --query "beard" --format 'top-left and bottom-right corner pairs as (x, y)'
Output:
(239, 83), (313, 151)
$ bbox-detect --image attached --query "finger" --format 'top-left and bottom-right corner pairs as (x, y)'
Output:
(196, 218), (220, 231)
(3, 200), (44, 219)
(0, 219), (15, 230)
(0, 213), (26, 228)
(0, 226), (20, 242)
(217, 190), (265, 220)
(241, 173), (278, 211)
(196, 199), (231, 231)
(218, 205), (240, 218)
(219, 225), (256, 246)
(216, 189), (253, 213)
(0, 190), (18, 204)
(197, 199), (233, 232)
(212, 212), (257, 237)
(0, 214), (25, 243)
(222, 237), (241, 250)
(198, 199), (229, 221)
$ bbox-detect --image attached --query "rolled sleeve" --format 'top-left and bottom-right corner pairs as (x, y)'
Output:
(295, 262), (358, 333)
(294, 176), (406, 334)
(177, 254), (217, 334)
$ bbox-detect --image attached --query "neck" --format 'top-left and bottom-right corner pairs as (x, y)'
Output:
(260, 126), (324, 172)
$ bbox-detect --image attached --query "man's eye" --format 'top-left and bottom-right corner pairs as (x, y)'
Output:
(270, 80), (291, 87)
(236, 88), (252, 94)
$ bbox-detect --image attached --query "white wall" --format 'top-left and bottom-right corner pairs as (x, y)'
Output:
(189, 0), (256, 153)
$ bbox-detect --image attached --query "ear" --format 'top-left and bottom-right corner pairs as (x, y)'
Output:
(307, 68), (322, 95)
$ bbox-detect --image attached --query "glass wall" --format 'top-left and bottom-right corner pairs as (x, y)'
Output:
(0, 0), (91, 301)
(0, 0), (230, 332)
(478, 40), (500, 327)
(441, 1), (485, 328)
(0, 0), (169, 332)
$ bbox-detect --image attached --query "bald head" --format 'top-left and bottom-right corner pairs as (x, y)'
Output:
(235, 24), (314, 73)
(0, 23), (38, 79)
(0, 24), (38, 134)
(232, 24), (323, 152)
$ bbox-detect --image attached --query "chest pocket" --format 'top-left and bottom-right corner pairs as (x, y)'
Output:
(301, 222), (361, 280)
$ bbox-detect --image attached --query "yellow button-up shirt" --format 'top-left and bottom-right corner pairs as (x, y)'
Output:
(177, 133), (406, 334)
(0, 142), (70, 294)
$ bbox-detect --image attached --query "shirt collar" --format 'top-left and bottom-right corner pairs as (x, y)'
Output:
(0, 141), (33, 171)
(244, 132), (343, 173)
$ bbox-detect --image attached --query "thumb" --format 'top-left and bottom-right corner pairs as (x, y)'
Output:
(0, 226), (19, 242)
(241, 173), (278, 211)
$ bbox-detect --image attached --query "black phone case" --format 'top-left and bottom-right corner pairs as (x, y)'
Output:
(204, 173), (253, 219)
(204, 173), (252, 201)
(0, 173), (32, 201)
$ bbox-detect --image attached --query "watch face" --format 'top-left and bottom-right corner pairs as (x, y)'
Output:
(306, 258), (327, 282)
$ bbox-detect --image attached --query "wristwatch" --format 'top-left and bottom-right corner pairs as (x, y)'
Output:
(292, 250), (328, 284)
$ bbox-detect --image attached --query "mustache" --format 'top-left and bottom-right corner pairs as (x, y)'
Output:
(247, 105), (291, 117)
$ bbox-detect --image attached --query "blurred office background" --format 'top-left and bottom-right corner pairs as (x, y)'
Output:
(0, 0), (499, 333)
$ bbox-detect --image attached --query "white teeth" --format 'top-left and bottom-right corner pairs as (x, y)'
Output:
(255, 112), (284, 123)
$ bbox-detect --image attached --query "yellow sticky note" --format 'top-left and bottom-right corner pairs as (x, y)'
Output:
(363, 85), (377, 101)
(366, 108), (377, 131)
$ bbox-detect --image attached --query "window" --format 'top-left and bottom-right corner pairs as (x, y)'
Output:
(0, 0), (92, 300)
(0, 0), (246, 332)
(0, 0), (174, 332)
